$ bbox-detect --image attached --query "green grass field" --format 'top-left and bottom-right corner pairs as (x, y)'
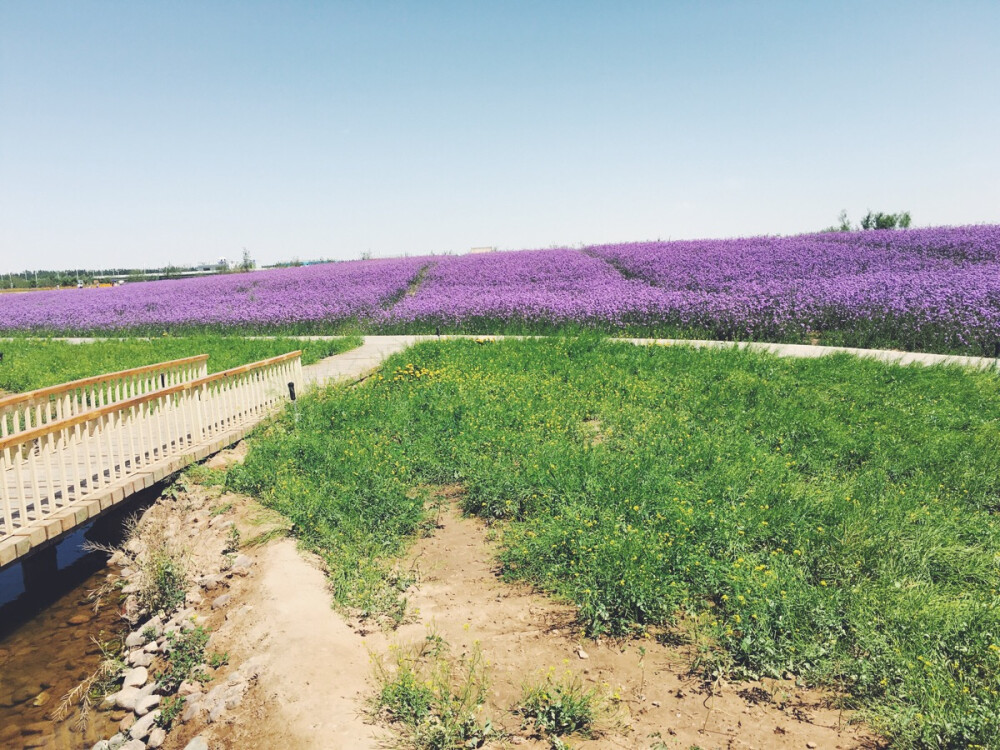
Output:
(230, 337), (1000, 748)
(0, 335), (361, 393)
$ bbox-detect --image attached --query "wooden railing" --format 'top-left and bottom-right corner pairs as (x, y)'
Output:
(0, 355), (210, 439)
(0, 351), (303, 548)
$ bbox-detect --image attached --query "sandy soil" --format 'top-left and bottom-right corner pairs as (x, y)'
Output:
(190, 481), (881, 750)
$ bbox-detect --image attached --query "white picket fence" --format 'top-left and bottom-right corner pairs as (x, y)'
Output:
(0, 355), (209, 439)
(0, 351), (303, 566)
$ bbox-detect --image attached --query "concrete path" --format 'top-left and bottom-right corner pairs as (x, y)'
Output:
(300, 335), (423, 387)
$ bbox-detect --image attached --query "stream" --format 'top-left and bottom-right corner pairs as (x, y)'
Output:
(0, 489), (159, 749)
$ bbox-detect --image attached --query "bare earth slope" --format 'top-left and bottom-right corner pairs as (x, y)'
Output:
(199, 483), (878, 749)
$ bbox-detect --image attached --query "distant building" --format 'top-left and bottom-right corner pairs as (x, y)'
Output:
(469, 246), (496, 254)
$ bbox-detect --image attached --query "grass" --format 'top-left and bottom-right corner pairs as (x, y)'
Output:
(229, 336), (1000, 749)
(0, 333), (361, 393)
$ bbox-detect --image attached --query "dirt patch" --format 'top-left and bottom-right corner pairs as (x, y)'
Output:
(377, 486), (881, 749)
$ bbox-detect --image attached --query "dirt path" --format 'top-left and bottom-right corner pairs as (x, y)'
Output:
(210, 539), (387, 749)
(198, 484), (878, 750)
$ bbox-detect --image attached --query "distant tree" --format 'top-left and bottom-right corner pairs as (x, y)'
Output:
(860, 210), (912, 230)
(821, 209), (854, 232)
(239, 249), (256, 272)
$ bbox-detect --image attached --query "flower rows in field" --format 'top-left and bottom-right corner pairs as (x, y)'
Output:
(586, 226), (1000, 352)
(385, 249), (670, 328)
(0, 258), (427, 332)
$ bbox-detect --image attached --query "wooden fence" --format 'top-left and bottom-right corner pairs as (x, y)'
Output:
(0, 351), (303, 566)
(0, 355), (210, 439)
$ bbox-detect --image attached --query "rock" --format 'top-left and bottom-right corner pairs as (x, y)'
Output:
(107, 733), (125, 749)
(31, 690), (50, 706)
(577, 647), (589, 659)
(806, 744), (817, 749)
(134, 694), (160, 716)
(11, 684), (38, 705)
(124, 631), (146, 648)
(121, 583), (140, 595)
(144, 641), (160, 653)
(184, 735), (210, 750)
(129, 708), (161, 739)
(233, 554), (252, 568)
(119, 712), (135, 732)
(147, 727), (167, 748)
(182, 696), (203, 722)
(101, 691), (119, 709)
(186, 590), (204, 606)
(128, 650), (153, 668)
(178, 680), (203, 697)
(123, 595), (141, 620)
(137, 682), (159, 700)
(115, 686), (141, 710)
(212, 593), (231, 610)
(199, 574), (223, 591)
(123, 666), (148, 688)
(68, 613), (91, 625)
(121, 740), (146, 750)
(230, 564), (251, 577)
(90, 741), (110, 750)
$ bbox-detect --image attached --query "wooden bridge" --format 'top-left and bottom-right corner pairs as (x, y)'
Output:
(0, 352), (303, 569)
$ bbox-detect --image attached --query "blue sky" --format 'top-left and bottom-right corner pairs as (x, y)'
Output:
(1, 1), (998, 272)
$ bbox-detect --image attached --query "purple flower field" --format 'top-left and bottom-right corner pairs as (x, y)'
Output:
(2, 225), (998, 355)
(0, 257), (426, 332)
(586, 226), (1000, 353)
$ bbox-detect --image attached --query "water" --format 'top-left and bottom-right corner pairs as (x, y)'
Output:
(0, 488), (159, 749)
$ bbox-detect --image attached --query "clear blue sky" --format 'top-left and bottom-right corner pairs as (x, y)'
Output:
(1, 1), (998, 272)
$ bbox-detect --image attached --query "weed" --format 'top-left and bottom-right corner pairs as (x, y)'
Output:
(371, 631), (498, 749)
(157, 625), (211, 692)
(185, 464), (228, 488)
(146, 548), (187, 614)
(210, 501), (234, 517)
(55, 637), (126, 729)
(518, 671), (600, 739)
(223, 524), (241, 556)
(208, 651), (229, 669)
(156, 695), (185, 729)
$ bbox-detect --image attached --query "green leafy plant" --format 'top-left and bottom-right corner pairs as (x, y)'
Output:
(157, 625), (211, 692)
(518, 672), (600, 739)
(156, 694), (185, 729)
(371, 632), (498, 749)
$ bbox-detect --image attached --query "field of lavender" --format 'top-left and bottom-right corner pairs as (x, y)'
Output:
(2, 225), (998, 356)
